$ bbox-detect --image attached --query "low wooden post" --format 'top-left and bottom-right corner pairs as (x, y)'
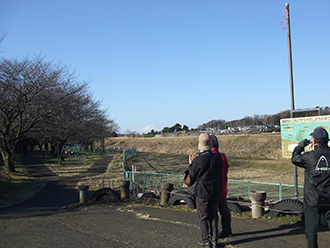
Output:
(121, 180), (130, 199)
(78, 185), (89, 204)
(250, 191), (267, 218)
(160, 183), (174, 206)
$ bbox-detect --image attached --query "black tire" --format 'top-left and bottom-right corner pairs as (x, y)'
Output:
(179, 190), (196, 203)
(91, 188), (120, 203)
(168, 192), (196, 209)
(141, 192), (157, 199)
(227, 201), (243, 214)
(268, 199), (304, 219)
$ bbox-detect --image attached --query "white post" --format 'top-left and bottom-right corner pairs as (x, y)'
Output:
(250, 191), (267, 218)
(132, 165), (136, 198)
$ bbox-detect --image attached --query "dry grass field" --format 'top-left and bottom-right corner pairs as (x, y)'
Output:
(106, 134), (304, 186)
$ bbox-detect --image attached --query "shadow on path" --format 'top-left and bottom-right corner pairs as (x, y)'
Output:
(0, 154), (113, 219)
(229, 223), (305, 246)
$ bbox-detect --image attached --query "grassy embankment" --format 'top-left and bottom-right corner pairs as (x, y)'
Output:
(106, 134), (304, 186)
(1, 134), (304, 207)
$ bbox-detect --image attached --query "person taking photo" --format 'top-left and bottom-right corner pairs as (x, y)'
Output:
(291, 127), (330, 248)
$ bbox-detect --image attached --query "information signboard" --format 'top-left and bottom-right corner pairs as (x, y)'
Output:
(280, 115), (330, 158)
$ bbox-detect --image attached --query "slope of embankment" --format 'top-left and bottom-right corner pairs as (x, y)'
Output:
(106, 134), (302, 185)
(107, 133), (282, 159)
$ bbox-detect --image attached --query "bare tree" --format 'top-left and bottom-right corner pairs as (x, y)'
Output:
(0, 57), (62, 172)
(126, 130), (138, 138)
(1, 56), (120, 171)
(0, 34), (5, 50)
(36, 79), (93, 157)
(36, 79), (119, 158)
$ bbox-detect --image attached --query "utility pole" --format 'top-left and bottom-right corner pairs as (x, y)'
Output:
(285, 3), (298, 198)
(286, 3), (295, 112)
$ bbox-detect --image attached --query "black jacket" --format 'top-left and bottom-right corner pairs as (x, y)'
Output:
(188, 150), (222, 200)
(292, 144), (330, 206)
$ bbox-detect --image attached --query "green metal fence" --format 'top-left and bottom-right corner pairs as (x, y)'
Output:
(123, 171), (303, 202)
(227, 179), (304, 201)
(121, 148), (304, 202)
(122, 148), (137, 172)
(124, 171), (183, 192)
(105, 147), (124, 154)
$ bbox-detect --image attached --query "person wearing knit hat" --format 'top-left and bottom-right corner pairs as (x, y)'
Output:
(292, 127), (330, 248)
(198, 133), (212, 152)
(188, 133), (222, 247)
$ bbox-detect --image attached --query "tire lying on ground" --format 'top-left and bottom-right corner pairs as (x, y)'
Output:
(91, 188), (120, 203)
(268, 198), (304, 219)
(168, 191), (196, 209)
(141, 192), (157, 199)
(227, 201), (243, 214)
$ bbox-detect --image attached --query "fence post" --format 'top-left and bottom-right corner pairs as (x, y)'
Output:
(132, 165), (136, 198)
(250, 191), (267, 218)
(78, 185), (89, 204)
(121, 180), (130, 199)
(144, 172), (147, 190)
(160, 183), (174, 206)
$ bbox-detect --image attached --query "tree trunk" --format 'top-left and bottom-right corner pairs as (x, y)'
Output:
(54, 141), (66, 161)
(51, 144), (56, 156)
(55, 144), (61, 159)
(0, 147), (15, 172)
(101, 139), (105, 153)
(90, 141), (94, 152)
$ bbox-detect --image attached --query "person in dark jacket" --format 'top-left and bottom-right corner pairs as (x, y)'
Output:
(189, 133), (222, 247)
(291, 127), (330, 248)
(210, 135), (232, 239)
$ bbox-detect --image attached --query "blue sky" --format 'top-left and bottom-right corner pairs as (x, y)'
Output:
(1, 0), (329, 133)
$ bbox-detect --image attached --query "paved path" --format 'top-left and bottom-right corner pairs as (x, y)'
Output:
(0, 154), (112, 218)
(1, 155), (330, 247)
(1, 202), (330, 248)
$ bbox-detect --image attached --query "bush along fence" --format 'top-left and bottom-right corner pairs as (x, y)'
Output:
(121, 149), (304, 202)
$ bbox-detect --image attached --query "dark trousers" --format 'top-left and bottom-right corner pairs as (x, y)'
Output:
(304, 204), (330, 248)
(218, 198), (232, 235)
(196, 197), (219, 242)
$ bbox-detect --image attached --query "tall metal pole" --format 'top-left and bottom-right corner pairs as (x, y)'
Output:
(286, 3), (298, 198)
(286, 3), (295, 111)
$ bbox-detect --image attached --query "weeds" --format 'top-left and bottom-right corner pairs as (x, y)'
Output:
(0, 156), (45, 208)
(230, 210), (303, 225)
(35, 152), (101, 177)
